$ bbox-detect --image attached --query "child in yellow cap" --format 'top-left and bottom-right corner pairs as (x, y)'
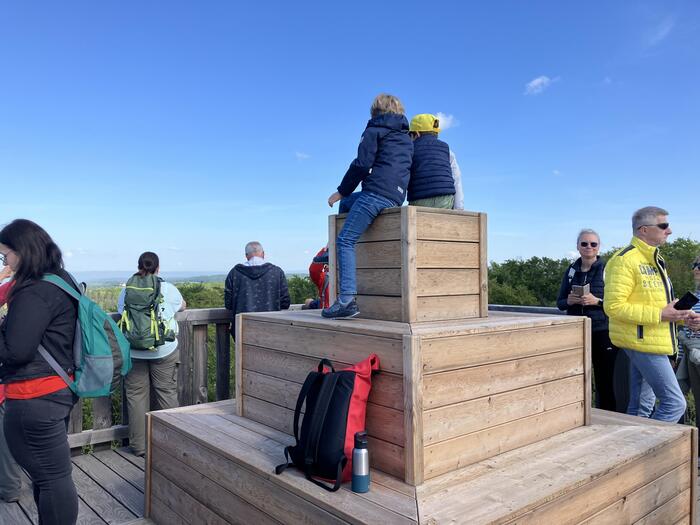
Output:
(407, 114), (464, 210)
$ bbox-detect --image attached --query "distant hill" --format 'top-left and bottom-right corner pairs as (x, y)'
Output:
(72, 270), (308, 287)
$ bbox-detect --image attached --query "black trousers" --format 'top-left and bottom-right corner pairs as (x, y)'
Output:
(4, 387), (78, 525)
(591, 330), (625, 412)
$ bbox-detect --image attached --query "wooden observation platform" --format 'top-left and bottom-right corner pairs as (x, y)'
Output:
(145, 207), (697, 524)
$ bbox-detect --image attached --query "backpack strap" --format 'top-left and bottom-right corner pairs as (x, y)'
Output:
(37, 344), (76, 392)
(303, 372), (339, 473)
(42, 274), (83, 300)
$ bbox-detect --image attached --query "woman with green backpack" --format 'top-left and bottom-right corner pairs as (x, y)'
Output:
(118, 251), (186, 457)
(0, 219), (79, 525)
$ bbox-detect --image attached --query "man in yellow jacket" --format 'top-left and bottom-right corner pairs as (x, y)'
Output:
(605, 206), (699, 421)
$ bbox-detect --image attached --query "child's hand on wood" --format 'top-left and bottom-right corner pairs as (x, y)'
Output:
(328, 192), (342, 207)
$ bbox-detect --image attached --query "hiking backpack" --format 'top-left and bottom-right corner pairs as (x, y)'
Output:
(275, 354), (380, 491)
(38, 274), (132, 397)
(118, 274), (175, 350)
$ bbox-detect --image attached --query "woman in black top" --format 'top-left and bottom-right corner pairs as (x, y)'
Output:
(0, 219), (79, 525)
(556, 229), (622, 412)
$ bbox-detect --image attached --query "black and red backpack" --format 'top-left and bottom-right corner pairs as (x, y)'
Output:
(275, 354), (380, 491)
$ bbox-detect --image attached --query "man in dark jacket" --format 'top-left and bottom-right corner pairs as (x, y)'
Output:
(224, 241), (290, 338)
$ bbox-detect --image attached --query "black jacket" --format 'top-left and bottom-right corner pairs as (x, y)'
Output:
(337, 113), (413, 206)
(0, 269), (78, 382)
(556, 257), (608, 332)
(224, 263), (291, 337)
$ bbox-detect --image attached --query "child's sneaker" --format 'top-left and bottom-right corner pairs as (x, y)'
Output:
(322, 299), (360, 319)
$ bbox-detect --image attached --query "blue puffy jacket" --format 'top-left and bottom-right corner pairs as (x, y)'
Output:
(556, 257), (608, 332)
(408, 134), (455, 201)
(337, 113), (413, 205)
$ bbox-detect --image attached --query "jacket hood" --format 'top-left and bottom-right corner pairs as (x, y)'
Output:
(571, 256), (603, 272)
(234, 263), (274, 280)
(367, 113), (409, 132)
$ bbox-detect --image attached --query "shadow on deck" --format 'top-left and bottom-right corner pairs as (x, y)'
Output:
(0, 448), (151, 525)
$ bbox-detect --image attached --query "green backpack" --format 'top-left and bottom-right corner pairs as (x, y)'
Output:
(118, 274), (176, 350)
(38, 274), (132, 398)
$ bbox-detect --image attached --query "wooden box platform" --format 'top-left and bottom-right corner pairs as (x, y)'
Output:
(328, 206), (488, 323)
(235, 309), (591, 484)
(146, 401), (697, 524)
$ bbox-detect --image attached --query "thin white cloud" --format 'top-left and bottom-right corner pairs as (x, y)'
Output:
(602, 76), (612, 85)
(295, 151), (311, 161)
(65, 251), (74, 258)
(552, 169), (561, 176)
(436, 112), (458, 131)
(648, 16), (675, 48)
(524, 75), (560, 96)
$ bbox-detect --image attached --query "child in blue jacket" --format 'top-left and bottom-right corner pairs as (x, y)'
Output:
(323, 94), (413, 318)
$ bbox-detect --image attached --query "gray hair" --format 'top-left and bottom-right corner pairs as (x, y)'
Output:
(577, 228), (600, 244)
(244, 241), (264, 257)
(632, 206), (669, 231)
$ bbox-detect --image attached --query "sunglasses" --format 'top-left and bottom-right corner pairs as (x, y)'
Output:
(580, 242), (599, 248)
(693, 262), (700, 270)
(640, 223), (670, 230)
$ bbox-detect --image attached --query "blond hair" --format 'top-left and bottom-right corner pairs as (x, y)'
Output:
(370, 94), (405, 117)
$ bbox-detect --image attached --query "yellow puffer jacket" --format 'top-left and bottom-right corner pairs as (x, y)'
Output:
(604, 236), (677, 355)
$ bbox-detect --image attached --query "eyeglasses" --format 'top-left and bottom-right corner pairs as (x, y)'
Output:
(580, 242), (599, 248)
(693, 262), (700, 270)
(640, 223), (670, 230)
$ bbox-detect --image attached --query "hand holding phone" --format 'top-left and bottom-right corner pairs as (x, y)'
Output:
(674, 291), (699, 311)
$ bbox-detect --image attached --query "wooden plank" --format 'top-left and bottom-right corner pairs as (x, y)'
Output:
(415, 268), (480, 296)
(328, 213), (338, 302)
(423, 402), (584, 479)
(69, 400), (83, 434)
(145, 413), (152, 517)
(150, 470), (229, 525)
(415, 240), (479, 268)
(414, 210), (480, 242)
(415, 294), (480, 322)
(192, 324), (208, 404)
(175, 319), (193, 405)
(419, 425), (689, 523)
(403, 335), (424, 485)
(478, 212), (488, 317)
(115, 447), (146, 471)
(93, 449), (145, 492)
(149, 495), (188, 525)
(152, 447), (280, 525)
(691, 426), (698, 524)
(336, 209), (402, 243)
(92, 396), (112, 431)
(355, 241), (402, 268)
(68, 425), (129, 449)
(241, 393), (403, 447)
(152, 418), (412, 524)
(73, 453), (144, 516)
(579, 463), (691, 524)
(16, 470), (39, 524)
(356, 268), (402, 296)
(71, 460), (136, 523)
(632, 488), (690, 525)
(241, 319), (404, 374)
(242, 345), (404, 410)
(235, 313), (244, 416)
(401, 206), (417, 323)
(421, 322), (584, 373)
(356, 295), (402, 322)
(175, 411), (416, 521)
(423, 348), (584, 408)
(215, 322), (231, 400)
(583, 317), (592, 425)
(0, 502), (33, 525)
(423, 376), (584, 444)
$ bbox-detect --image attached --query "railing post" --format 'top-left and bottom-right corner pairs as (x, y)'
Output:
(215, 323), (231, 400)
(177, 318), (194, 406)
(192, 325), (208, 404)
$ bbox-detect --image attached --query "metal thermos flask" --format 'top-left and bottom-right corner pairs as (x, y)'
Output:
(351, 431), (370, 493)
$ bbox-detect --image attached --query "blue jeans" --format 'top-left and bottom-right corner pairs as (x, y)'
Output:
(624, 349), (686, 422)
(336, 191), (395, 302)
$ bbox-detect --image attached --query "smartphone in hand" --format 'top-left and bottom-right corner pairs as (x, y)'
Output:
(674, 291), (699, 310)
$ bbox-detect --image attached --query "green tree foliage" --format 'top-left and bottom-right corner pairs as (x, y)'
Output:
(489, 237), (700, 308)
(287, 275), (318, 304)
(489, 257), (570, 306)
(177, 282), (225, 308)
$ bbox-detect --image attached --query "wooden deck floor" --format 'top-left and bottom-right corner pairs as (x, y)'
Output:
(0, 447), (148, 525)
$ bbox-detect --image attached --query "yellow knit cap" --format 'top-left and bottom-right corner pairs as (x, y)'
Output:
(409, 114), (440, 133)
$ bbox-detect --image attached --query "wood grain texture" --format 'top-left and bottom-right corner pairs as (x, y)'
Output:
(478, 212), (488, 317)
(414, 209), (480, 242)
(403, 335), (424, 485)
(401, 206), (417, 323)
(416, 240), (479, 268)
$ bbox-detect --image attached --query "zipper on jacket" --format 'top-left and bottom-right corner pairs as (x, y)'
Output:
(654, 249), (677, 350)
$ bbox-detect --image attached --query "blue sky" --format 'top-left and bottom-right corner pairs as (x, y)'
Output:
(1, 1), (698, 273)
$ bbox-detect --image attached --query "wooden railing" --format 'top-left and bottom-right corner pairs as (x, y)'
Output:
(66, 304), (560, 449)
(68, 308), (234, 449)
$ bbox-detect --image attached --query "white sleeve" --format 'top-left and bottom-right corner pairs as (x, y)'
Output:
(450, 150), (464, 210)
(164, 282), (184, 314)
(117, 288), (126, 314)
